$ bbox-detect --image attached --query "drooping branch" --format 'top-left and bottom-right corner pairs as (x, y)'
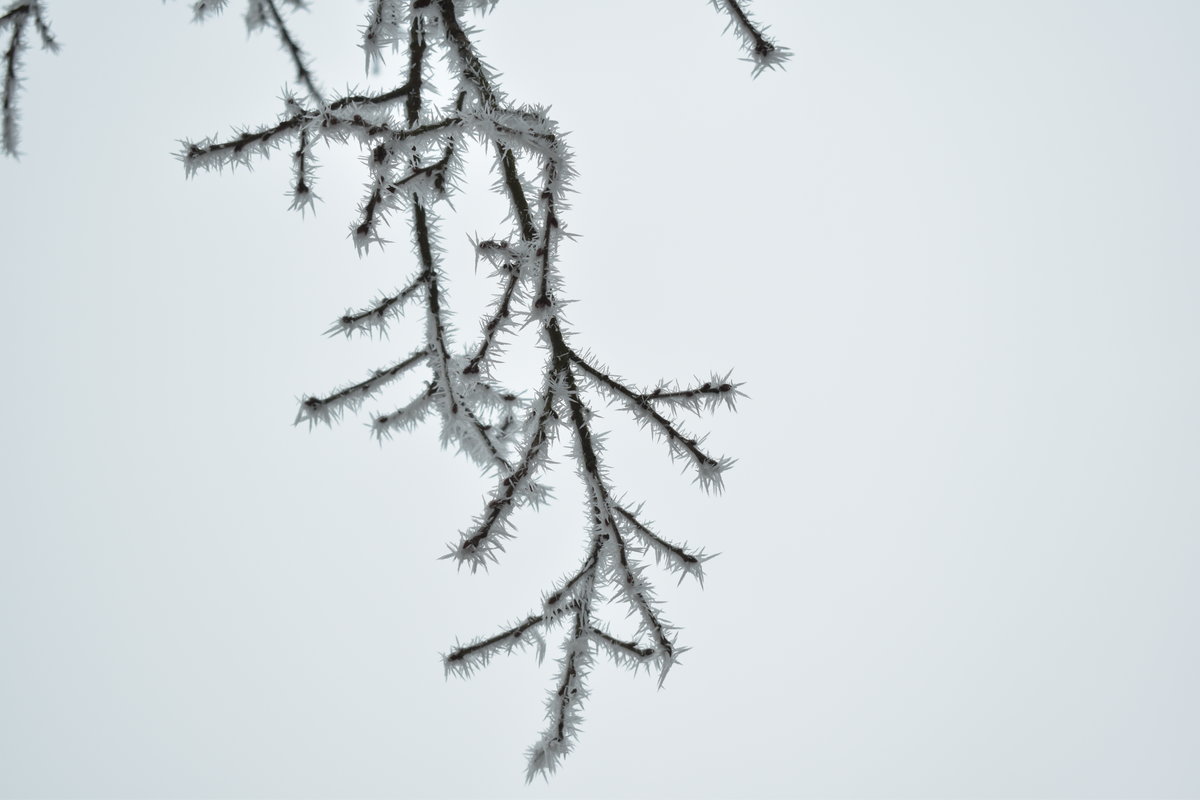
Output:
(175, 0), (786, 781)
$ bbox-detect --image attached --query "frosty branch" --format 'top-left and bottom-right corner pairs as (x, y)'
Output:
(177, 0), (786, 781)
(4, 0), (790, 782)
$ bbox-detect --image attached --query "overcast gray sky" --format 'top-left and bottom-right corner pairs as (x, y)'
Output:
(2, 1), (1199, 797)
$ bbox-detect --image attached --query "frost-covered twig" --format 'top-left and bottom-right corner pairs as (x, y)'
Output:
(188, 0), (322, 102)
(525, 602), (592, 781)
(709, 0), (792, 76)
(444, 378), (556, 571)
(1, 0), (57, 157)
(295, 349), (427, 428)
(178, 0), (787, 781)
(256, 0), (323, 103)
(325, 268), (429, 339)
(615, 502), (713, 586)
(444, 610), (549, 677)
(569, 349), (736, 493)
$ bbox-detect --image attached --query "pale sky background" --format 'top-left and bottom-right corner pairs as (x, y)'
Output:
(2, 1), (1199, 797)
